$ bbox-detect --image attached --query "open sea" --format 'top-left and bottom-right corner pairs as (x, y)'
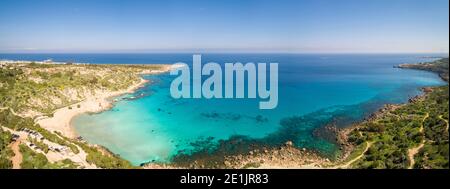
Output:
(1, 53), (446, 165)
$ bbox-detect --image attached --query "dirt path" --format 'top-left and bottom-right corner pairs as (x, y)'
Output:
(337, 141), (373, 169)
(439, 115), (449, 132)
(9, 140), (23, 169)
(419, 113), (429, 133)
(407, 113), (429, 169)
(1, 119), (24, 169)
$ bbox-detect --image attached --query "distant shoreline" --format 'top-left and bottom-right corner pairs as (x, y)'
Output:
(395, 58), (449, 82)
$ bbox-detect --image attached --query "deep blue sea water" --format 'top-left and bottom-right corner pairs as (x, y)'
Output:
(1, 53), (446, 165)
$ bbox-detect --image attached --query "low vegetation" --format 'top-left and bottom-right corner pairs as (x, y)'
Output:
(0, 127), (13, 168)
(78, 142), (134, 169)
(0, 109), (79, 154)
(19, 144), (77, 169)
(54, 131), (134, 169)
(1, 63), (165, 116)
(345, 58), (449, 169)
(1, 58), (447, 169)
(398, 58), (449, 82)
(0, 62), (164, 169)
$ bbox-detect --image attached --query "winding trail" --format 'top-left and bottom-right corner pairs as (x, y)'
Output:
(337, 141), (373, 169)
(2, 107), (23, 168)
(407, 113), (429, 169)
(9, 140), (22, 169)
(7, 132), (27, 169)
(439, 115), (449, 132)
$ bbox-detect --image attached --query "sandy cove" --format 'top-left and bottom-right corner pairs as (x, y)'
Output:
(37, 78), (149, 139)
(36, 64), (184, 139)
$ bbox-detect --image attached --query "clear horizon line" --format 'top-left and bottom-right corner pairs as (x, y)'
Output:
(0, 51), (449, 55)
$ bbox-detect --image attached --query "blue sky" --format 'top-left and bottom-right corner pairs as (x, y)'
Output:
(0, 0), (448, 53)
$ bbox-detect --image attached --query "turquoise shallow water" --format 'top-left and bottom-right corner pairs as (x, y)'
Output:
(60, 54), (445, 165)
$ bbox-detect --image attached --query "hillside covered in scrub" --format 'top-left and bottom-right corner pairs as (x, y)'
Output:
(398, 58), (449, 82)
(344, 58), (449, 169)
(0, 63), (166, 117)
(0, 62), (168, 169)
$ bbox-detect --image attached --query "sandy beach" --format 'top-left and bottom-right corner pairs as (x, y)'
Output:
(37, 78), (149, 138)
(36, 64), (184, 139)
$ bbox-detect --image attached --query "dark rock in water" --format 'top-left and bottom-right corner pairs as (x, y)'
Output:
(313, 125), (339, 144)
(201, 112), (243, 121)
(170, 102), (388, 168)
(122, 96), (137, 101)
(255, 115), (269, 123)
(201, 112), (221, 119)
(230, 114), (241, 121)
